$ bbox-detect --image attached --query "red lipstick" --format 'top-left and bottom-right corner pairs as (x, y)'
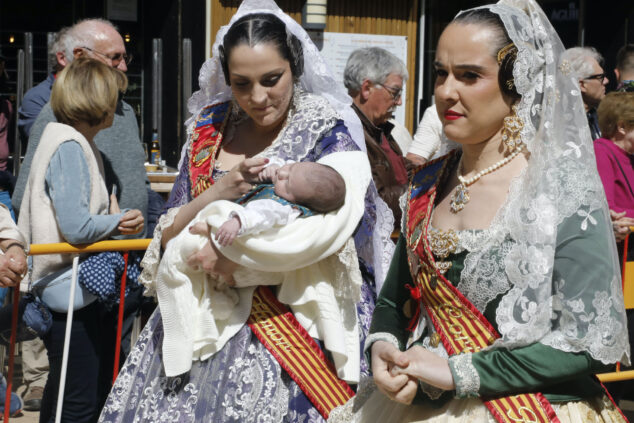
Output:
(444, 110), (463, 120)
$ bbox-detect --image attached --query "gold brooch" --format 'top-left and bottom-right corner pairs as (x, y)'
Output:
(428, 228), (458, 274)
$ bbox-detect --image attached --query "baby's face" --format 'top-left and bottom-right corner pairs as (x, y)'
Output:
(272, 163), (314, 203)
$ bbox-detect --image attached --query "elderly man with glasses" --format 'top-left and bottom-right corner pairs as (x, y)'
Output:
(344, 47), (411, 230)
(561, 46), (609, 140)
(13, 18), (148, 413)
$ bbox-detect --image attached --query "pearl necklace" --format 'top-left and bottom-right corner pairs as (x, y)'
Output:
(449, 148), (523, 213)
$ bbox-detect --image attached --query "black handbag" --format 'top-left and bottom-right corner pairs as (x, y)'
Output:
(0, 293), (52, 345)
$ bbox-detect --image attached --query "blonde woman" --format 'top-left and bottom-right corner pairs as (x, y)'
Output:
(18, 57), (143, 423)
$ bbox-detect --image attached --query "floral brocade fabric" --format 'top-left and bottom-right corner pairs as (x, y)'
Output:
(99, 106), (380, 423)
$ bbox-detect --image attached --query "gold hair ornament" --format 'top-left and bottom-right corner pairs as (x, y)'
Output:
(496, 42), (517, 65)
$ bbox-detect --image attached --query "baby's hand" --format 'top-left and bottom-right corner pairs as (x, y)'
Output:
(257, 165), (280, 183)
(216, 216), (242, 246)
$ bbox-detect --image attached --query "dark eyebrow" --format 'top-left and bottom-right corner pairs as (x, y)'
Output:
(454, 64), (487, 72)
(231, 69), (285, 79)
(433, 61), (487, 73)
(262, 69), (285, 78)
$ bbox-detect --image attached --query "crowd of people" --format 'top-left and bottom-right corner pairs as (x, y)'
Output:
(0, 0), (631, 421)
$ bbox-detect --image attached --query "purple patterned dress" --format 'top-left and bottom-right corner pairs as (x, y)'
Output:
(99, 103), (380, 422)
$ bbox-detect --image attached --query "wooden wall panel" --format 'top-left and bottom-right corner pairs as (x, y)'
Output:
(211, 0), (419, 130)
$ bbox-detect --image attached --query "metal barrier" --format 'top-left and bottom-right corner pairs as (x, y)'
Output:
(2, 234), (633, 419)
(3, 239), (151, 422)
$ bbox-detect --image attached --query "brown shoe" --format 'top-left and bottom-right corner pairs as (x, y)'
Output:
(23, 386), (43, 412)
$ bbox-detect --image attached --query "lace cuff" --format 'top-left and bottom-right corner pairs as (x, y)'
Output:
(448, 353), (480, 398)
(139, 206), (181, 297)
(364, 332), (400, 356)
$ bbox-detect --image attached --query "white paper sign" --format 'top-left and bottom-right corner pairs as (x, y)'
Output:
(307, 31), (408, 125)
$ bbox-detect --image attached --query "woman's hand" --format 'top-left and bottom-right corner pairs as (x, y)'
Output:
(371, 341), (418, 404)
(187, 222), (238, 284)
(610, 210), (634, 242)
(0, 244), (27, 287)
(118, 209), (145, 235)
(393, 346), (455, 391)
(210, 157), (269, 201)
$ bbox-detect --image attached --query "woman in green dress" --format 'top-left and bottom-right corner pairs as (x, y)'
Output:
(330, 0), (630, 422)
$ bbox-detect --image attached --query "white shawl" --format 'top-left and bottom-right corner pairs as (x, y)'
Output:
(151, 151), (371, 382)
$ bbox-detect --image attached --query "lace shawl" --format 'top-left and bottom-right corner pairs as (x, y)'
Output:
(452, 0), (629, 365)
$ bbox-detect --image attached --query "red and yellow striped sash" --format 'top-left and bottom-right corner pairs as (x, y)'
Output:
(247, 286), (355, 419)
(417, 269), (559, 423)
(404, 159), (558, 422)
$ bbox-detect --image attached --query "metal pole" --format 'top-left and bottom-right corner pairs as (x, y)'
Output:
(13, 50), (25, 175)
(24, 33), (33, 91)
(182, 38), (192, 149)
(3, 287), (21, 422)
(47, 32), (56, 75)
(112, 252), (129, 384)
(416, 0), (426, 125)
(54, 255), (80, 423)
(578, 0), (586, 46)
(152, 39), (163, 148)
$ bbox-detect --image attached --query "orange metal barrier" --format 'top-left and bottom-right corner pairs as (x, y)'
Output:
(3, 239), (150, 422)
(5, 235), (633, 419)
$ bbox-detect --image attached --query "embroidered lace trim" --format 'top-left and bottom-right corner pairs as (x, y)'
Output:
(364, 332), (400, 356)
(138, 206), (180, 297)
(449, 353), (480, 399)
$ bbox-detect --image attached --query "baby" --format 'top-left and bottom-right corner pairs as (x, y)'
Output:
(215, 161), (346, 246)
(154, 157), (349, 376)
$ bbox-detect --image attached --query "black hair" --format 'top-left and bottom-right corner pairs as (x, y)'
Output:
(218, 13), (304, 86)
(453, 9), (520, 101)
(616, 44), (634, 73)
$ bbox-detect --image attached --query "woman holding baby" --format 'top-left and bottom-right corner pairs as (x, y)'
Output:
(99, 0), (393, 422)
(330, 0), (630, 422)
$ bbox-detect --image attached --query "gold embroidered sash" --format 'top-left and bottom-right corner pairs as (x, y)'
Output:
(404, 154), (559, 423)
(247, 286), (355, 419)
(417, 269), (559, 423)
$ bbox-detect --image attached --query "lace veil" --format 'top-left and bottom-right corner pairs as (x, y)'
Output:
(454, 0), (630, 365)
(183, 0), (364, 160)
(180, 0), (395, 285)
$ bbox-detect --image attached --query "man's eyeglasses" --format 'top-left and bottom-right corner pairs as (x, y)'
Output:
(584, 72), (606, 81)
(376, 83), (402, 101)
(82, 46), (133, 66)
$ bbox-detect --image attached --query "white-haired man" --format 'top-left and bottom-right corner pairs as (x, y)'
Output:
(14, 19), (148, 414)
(561, 46), (609, 140)
(344, 47), (411, 229)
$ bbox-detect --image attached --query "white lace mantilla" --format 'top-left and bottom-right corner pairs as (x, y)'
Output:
(444, 0), (631, 365)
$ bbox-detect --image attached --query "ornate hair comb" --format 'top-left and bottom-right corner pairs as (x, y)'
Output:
(497, 42), (517, 65)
